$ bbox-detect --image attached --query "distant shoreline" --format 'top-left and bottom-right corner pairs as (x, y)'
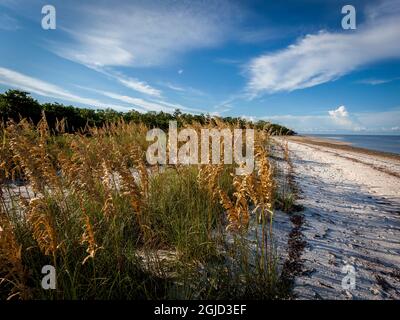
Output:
(288, 135), (400, 161)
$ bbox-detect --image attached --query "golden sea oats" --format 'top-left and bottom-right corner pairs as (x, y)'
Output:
(218, 172), (252, 232)
(80, 202), (101, 265)
(232, 175), (250, 229)
(243, 170), (259, 209)
(0, 210), (30, 299)
(128, 144), (149, 198)
(197, 163), (223, 201)
(5, 116), (63, 198)
(119, 164), (142, 213)
(254, 145), (275, 215)
(218, 189), (239, 231)
(7, 122), (45, 193)
(100, 161), (116, 219)
(27, 197), (58, 258)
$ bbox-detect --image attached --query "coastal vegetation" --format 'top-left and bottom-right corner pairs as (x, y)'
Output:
(0, 90), (295, 135)
(0, 89), (296, 299)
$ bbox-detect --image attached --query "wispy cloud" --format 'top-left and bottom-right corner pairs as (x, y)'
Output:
(149, 99), (205, 114)
(116, 77), (161, 97)
(236, 25), (294, 44)
(214, 58), (242, 65)
(246, 1), (400, 95)
(43, 0), (241, 103)
(93, 90), (172, 113)
(0, 67), (130, 111)
(0, 13), (20, 31)
(160, 82), (205, 97)
(356, 77), (400, 85)
(52, 0), (240, 68)
(163, 82), (185, 92)
(81, 66), (162, 98)
(0, 66), (203, 114)
(212, 97), (235, 114)
(79, 86), (205, 114)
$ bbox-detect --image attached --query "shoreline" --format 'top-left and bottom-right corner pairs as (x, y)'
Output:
(284, 139), (400, 299)
(289, 135), (400, 161)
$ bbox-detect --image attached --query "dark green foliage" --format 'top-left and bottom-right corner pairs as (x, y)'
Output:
(0, 90), (295, 135)
(0, 90), (42, 124)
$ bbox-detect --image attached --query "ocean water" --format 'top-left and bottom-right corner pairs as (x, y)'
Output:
(308, 134), (400, 155)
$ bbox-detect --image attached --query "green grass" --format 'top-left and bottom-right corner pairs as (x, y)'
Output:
(1, 118), (281, 300)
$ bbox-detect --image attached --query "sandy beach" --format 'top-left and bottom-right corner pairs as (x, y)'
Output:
(285, 136), (400, 299)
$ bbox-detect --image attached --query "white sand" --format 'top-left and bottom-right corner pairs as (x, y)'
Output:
(288, 140), (400, 300)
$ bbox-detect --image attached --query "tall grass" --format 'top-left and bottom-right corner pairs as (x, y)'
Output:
(0, 116), (281, 299)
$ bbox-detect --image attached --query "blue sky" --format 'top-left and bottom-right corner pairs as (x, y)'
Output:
(0, 0), (399, 134)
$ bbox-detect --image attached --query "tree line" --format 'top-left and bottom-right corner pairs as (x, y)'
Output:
(0, 90), (295, 135)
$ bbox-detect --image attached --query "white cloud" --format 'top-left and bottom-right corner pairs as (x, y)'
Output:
(81, 67), (162, 98)
(79, 86), (205, 114)
(214, 58), (242, 65)
(116, 77), (161, 97)
(328, 105), (354, 129)
(160, 82), (206, 97)
(246, 1), (400, 95)
(53, 0), (240, 68)
(328, 105), (348, 118)
(0, 66), (203, 114)
(95, 91), (173, 113)
(42, 0), (239, 103)
(163, 82), (185, 92)
(260, 106), (400, 134)
(0, 67), (130, 111)
(357, 77), (400, 85)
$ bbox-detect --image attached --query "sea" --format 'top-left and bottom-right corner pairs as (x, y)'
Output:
(307, 134), (400, 155)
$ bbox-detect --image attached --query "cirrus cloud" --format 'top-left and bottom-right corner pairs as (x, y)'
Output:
(246, 1), (400, 95)
(53, 0), (241, 68)
(0, 67), (130, 111)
